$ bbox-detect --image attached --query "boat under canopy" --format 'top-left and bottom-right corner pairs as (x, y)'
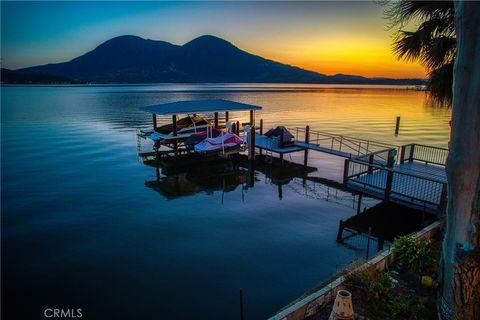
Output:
(138, 99), (262, 156)
(156, 115), (210, 134)
(264, 126), (295, 146)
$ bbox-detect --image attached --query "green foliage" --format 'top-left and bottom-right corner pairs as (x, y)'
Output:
(393, 235), (438, 275)
(348, 268), (394, 305)
(389, 296), (428, 319)
(384, 0), (455, 103)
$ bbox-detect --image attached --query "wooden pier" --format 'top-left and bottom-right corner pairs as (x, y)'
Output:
(251, 126), (448, 215)
(137, 101), (448, 215)
(344, 144), (447, 214)
(255, 127), (399, 160)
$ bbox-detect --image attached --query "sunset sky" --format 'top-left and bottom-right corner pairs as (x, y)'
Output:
(1, 1), (426, 78)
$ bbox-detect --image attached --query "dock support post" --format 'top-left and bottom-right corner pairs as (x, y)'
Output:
(278, 184), (283, 200)
(421, 203), (427, 227)
(153, 114), (158, 131)
(336, 220), (344, 242)
(214, 112), (219, 128)
(304, 125), (310, 167)
(225, 111), (229, 122)
(343, 159), (350, 185)
(259, 119), (263, 158)
(249, 125), (256, 161)
(249, 110), (254, 127)
(365, 226), (372, 260)
(172, 115), (177, 136)
(357, 193), (363, 215)
(240, 289), (245, 320)
(236, 121), (240, 136)
(247, 160), (255, 188)
(395, 116), (400, 135)
(172, 115), (178, 156)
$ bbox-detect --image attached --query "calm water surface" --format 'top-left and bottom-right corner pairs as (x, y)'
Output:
(1, 84), (450, 319)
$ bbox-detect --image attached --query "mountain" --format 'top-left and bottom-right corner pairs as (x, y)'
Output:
(16, 35), (425, 85)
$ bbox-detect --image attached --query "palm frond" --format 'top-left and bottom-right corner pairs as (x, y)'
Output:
(427, 63), (453, 103)
(393, 31), (425, 62)
(386, 0), (454, 27)
(423, 36), (456, 70)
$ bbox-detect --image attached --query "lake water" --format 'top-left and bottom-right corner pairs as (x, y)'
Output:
(1, 84), (450, 319)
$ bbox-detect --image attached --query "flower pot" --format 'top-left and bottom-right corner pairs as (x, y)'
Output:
(329, 290), (355, 320)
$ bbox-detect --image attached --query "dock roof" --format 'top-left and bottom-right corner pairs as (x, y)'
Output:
(140, 99), (262, 115)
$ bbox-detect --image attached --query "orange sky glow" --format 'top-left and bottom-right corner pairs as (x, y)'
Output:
(2, 1), (427, 79)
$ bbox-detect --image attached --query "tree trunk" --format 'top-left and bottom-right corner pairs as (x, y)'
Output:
(441, 1), (480, 319)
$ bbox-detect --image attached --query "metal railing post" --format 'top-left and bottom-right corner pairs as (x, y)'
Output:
(384, 149), (396, 200)
(368, 154), (374, 173)
(409, 144), (415, 162)
(400, 145), (406, 164)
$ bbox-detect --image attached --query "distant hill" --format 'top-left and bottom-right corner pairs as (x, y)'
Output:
(15, 35), (425, 85)
(1, 68), (81, 84)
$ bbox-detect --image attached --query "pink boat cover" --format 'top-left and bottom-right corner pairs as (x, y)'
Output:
(194, 132), (243, 152)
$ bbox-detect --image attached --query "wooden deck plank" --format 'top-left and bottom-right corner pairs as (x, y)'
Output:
(347, 161), (446, 213)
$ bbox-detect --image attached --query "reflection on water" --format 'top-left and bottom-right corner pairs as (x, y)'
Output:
(1, 84), (450, 320)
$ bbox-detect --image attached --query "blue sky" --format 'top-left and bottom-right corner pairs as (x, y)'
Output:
(0, 1), (424, 78)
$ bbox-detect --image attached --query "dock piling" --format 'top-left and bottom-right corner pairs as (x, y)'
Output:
(153, 114), (157, 131)
(240, 289), (245, 320)
(343, 159), (350, 185)
(249, 125), (256, 161)
(259, 119), (264, 158)
(365, 226), (372, 260)
(336, 220), (344, 242)
(172, 115), (178, 156)
(356, 194), (363, 215)
(214, 112), (219, 128)
(172, 115), (177, 136)
(395, 116), (401, 135)
(304, 125), (310, 167)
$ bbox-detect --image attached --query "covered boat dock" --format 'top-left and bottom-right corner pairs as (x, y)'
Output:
(138, 99), (262, 156)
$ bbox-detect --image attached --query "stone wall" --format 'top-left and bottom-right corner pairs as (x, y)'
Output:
(268, 221), (442, 320)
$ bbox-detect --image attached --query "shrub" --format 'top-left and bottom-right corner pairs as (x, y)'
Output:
(393, 235), (438, 275)
(347, 268), (394, 306)
(389, 296), (428, 319)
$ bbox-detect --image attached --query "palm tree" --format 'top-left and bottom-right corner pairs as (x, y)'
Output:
(387, 2), (480, 319)
(385, 1), (455, 103)
(442, 2), (480, 319)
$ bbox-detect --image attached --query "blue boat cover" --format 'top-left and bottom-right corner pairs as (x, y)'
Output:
(140, 99), (262, 115)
